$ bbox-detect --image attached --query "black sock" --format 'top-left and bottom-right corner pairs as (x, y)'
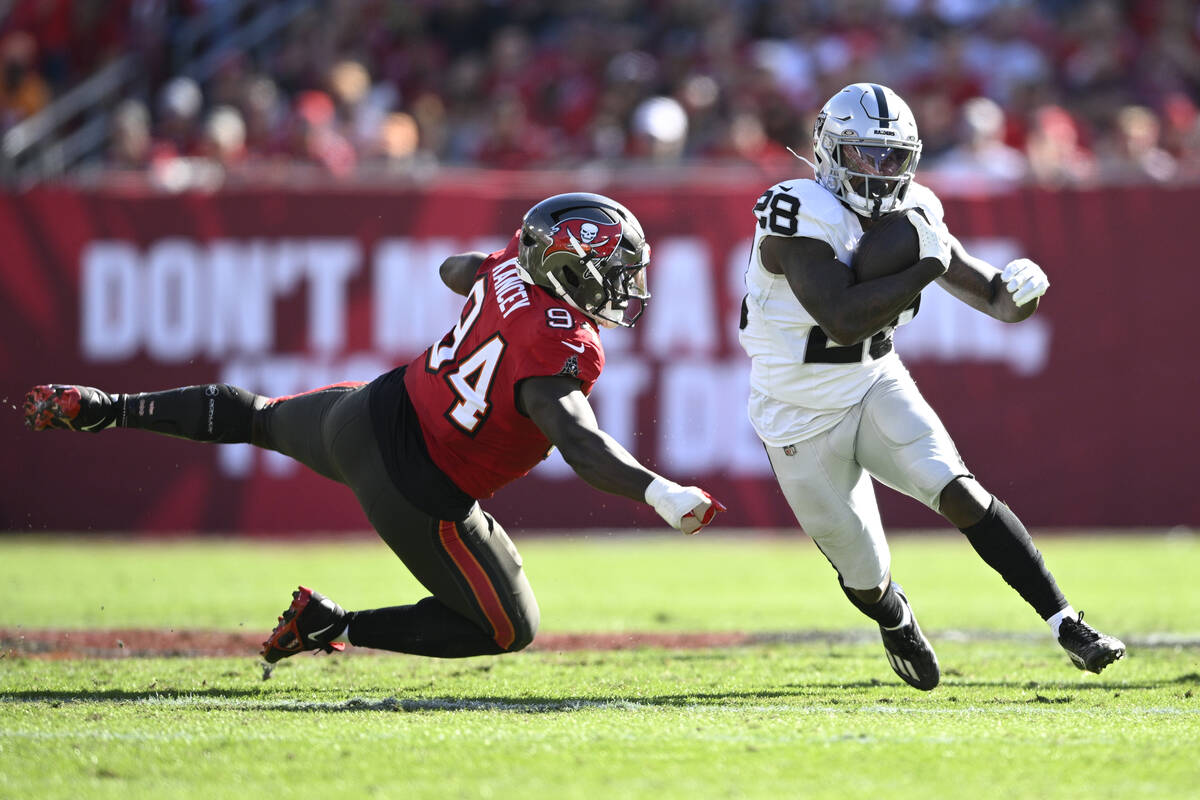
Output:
(119, 384), (263, 443)
(960, 497), (1067, 619)
(840, 577), (906, 628)
(346, 597), (506, 658)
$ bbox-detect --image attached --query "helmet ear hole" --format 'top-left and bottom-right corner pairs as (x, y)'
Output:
(521, 233), (536, 247)
(562, 269), (580, 288)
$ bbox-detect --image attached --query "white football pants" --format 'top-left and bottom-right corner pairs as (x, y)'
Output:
(764, 365), (969, 591)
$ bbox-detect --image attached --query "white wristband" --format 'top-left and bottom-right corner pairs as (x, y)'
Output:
(645, 476), (678, 520)
(646, 476), (689, 530)
(645, 476), (715, 533)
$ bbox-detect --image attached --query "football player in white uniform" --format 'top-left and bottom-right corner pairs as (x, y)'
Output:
(739, 83), (1124, 690)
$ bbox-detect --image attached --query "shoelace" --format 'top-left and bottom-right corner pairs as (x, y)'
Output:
(1062, 611), (1100, 643)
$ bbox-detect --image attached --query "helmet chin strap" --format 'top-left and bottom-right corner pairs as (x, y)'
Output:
(787, 147), (819, 175)
(790, 146), (847, 196)
(871, 194), (883, 220)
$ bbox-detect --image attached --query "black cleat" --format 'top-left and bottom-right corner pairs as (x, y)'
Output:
(1058, 612), (1125, 673)
(24, 384), (117, 432)
(261, 586), (348, 664)
(878, 585), (940, 691)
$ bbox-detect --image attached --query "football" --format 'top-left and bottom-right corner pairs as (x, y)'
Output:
(851, 211), (920, 283)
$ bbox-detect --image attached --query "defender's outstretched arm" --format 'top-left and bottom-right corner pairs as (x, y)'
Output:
(519, 375), (724, 534)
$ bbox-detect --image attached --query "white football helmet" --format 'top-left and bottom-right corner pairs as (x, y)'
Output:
(810, 83), (922, 218)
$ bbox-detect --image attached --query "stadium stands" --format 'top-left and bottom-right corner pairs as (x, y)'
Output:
(2, 0), (1199, 185)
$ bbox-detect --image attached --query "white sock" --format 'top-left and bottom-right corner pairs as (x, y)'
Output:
(1046, 606), (1078, 638)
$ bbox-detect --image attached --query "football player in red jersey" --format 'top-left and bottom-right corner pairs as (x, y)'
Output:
(24, 192), (724, 666)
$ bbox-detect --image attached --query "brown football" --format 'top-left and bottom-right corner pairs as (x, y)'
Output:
(851, 211), (920, 283)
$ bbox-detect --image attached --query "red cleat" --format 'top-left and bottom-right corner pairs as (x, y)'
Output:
(24, 384), (116, 432)
(24, 385), (83, 431)
(261, 586), (348, 664)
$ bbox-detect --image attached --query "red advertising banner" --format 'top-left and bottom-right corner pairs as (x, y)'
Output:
(1, 180), (1195, 533)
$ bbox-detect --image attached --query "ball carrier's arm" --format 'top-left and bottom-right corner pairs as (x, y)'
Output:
(759, 234), (944, 346)
(936, 238), (1040, 323)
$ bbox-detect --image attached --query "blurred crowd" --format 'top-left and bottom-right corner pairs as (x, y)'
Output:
(4, 0), (1200, 187)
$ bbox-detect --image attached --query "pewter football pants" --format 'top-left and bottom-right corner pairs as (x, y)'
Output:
(256, 382), (539, 656)
(124, 381), (539, 657)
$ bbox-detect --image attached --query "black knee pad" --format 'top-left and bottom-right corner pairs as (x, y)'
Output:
(202, 384), (262, 443)
(124, 384), (261, 443)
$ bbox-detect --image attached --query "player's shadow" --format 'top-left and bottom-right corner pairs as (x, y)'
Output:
(4, 673), (1191, 714)
(189, 673), (1198, 714)
(760, 674), (1198, 694)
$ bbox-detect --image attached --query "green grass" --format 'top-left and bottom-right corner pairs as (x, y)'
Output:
(1, 531), (1199, 799)
(1, 532), (1196, 633)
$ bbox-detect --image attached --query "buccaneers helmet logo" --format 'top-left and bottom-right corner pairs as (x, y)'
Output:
(546, 217), (623, 261)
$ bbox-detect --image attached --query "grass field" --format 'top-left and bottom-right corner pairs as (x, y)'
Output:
(1, 531), (1198, 799)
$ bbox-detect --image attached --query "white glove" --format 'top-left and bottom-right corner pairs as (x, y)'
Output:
(1001, 258), (1049, 306)
(645, 477), (726, 535)
(905, 208), (952, 269)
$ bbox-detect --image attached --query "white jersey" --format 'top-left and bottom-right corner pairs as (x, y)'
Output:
(738, 178), (945, 446)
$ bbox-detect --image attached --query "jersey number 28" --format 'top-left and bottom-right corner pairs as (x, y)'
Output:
(753, 189), (800, 236)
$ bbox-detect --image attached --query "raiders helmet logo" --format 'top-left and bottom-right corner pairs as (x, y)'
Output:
(546, 217), (623, 262)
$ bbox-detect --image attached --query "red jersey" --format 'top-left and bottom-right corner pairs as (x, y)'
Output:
(404, 235), (605, 499)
